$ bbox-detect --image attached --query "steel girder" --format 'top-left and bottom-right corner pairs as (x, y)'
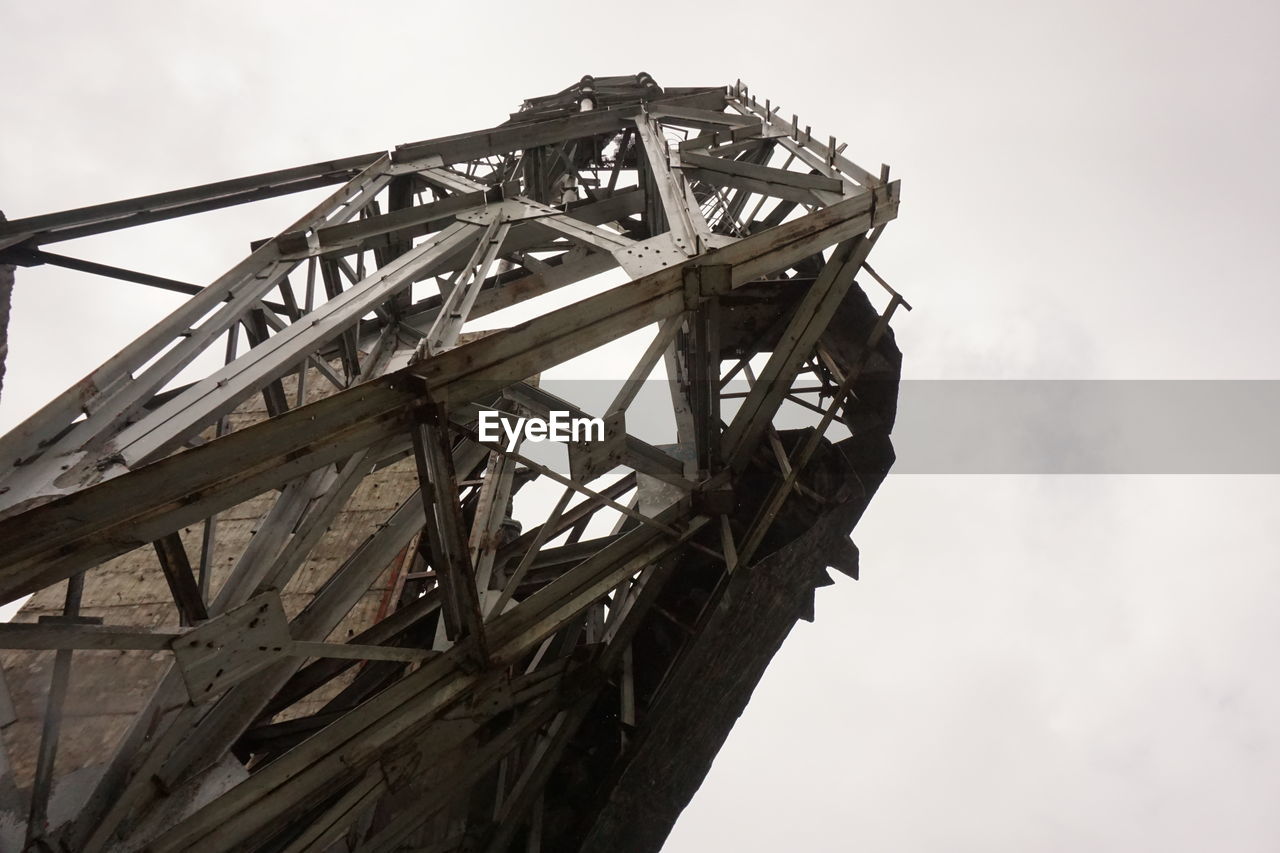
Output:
(0, 75), (905, 852)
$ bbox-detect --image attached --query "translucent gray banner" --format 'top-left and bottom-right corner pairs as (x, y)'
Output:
(520, 379), (1280, 474)
(889, 380), (1280, 474)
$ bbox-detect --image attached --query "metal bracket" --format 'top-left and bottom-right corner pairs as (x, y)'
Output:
(613, 234), (684, 278)
(456, 198), (558, 225)
(681, 263), (731, 309)
(567, 410), (626, 484)
(171, 593), (292, 704)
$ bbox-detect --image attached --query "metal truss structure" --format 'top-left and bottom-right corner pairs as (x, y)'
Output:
(0, 75), (906, 852)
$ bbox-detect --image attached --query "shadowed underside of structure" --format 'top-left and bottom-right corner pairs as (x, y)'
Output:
(0, 75), (905, 852)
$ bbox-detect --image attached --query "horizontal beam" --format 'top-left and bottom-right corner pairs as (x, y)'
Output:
(393, 89), (727, 165)
(295, 184), (511, 258)
(649, 104), (757, 129)
(291, 642), (436, 664)
(263, 589), (443, 717)
(1, 153), (382, 245)
(680, 151), (844, 204)
(0, 622), (172, 651)
(1, 247), (293, 313)
(0, 623), (435, 664)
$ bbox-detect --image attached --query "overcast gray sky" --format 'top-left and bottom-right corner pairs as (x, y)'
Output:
(3, 1), (1279, 850)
